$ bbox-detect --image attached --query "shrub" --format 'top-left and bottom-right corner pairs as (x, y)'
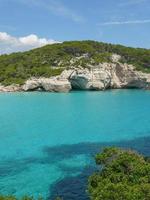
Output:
(0, 41), (150, 85)
(88, 147), (150, 200)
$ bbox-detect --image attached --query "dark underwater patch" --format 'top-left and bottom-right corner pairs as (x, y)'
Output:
(0, 136), (150, 199)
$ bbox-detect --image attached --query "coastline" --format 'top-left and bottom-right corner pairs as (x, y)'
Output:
(1, 61), (150, 93)
(0, 86), (150, 93)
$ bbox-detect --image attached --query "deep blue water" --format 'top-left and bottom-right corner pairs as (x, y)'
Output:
(0, 90), (150, 199)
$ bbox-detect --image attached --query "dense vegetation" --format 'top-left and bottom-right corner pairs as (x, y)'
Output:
(0, 148), (150, 199)
(88, 147), (150, 200)
(0, 40), (150, 85)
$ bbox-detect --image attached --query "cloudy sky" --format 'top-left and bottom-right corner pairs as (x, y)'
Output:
(0, 0), (150, 54)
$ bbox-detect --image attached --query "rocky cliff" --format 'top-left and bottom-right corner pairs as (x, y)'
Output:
(21, 56), (150, 92)
(1, 55), (150, 92)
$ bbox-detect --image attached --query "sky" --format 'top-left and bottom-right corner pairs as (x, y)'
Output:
(0, 0), (150, 54)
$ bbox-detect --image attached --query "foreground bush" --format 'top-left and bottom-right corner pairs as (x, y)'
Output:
(1, 148), (150, 200)
(88, 147), (150, 200)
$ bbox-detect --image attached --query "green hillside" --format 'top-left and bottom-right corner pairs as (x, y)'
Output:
(0, 41), (150, 85)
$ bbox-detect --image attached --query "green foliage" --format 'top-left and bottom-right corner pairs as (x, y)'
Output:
(0, 196), (16, 200)
(54, 197), (62, 200)
(88, 147), (150, 200)
(0, 40), (150, 85)
(91, 53), (112, 64)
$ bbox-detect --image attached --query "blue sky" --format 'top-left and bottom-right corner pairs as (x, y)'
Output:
(0, 0), (150, 53)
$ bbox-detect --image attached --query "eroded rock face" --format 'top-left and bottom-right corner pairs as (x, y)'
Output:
(111, 63), (150, 89)
(41, 78), (71, 92)
(0, 84), (21, 92)
(22, 79), (40, 91)
(69, 68), (111, 90)
(22, 77), (71, 92)
(2, 59), (150, 92)
(66, 62), (150, 90)
(22, 62), (150, 92)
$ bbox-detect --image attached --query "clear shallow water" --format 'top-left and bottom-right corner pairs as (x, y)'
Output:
(0, 90), (150, 199)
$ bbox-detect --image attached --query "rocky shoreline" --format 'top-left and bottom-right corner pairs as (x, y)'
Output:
(1, 60), (150, 93)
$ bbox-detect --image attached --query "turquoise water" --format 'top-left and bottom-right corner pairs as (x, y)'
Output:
(0, 90), (150, 199)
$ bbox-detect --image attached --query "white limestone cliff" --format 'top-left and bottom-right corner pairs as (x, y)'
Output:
(22, 61), (150, 92)
(22, 77), (71, 92)
(1, 55), (150, 92)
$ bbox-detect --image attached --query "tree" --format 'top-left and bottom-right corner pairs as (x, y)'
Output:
(0, 41), (150, 85)
(88, 147), (150, 200)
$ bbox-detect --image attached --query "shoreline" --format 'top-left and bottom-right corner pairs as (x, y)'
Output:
(0, 87), (150, 93)
(1, 61), (150, 93)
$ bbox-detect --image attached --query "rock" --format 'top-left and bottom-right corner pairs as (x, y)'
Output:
(111, 54), (121, 63)
(112, 63), (149, 89)
(40, 78), (71, 92)
(22, 62), (150, 92)
(2, 59), (150, 92)
(59, 69), (74, 80)
(69, 68), (111, 90)
(69, 62), (150, 90)
(23, 77), (71, 92)
(22, 79), (40, 91)
(0, 84), (21, 92)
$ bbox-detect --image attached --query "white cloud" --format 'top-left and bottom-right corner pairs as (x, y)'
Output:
(0, 32), (12, 41)
(0, 32), (60, 54)
(98, 19), (150, 26)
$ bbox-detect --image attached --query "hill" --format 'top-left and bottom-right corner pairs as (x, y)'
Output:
(0, 41), (150, 85)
